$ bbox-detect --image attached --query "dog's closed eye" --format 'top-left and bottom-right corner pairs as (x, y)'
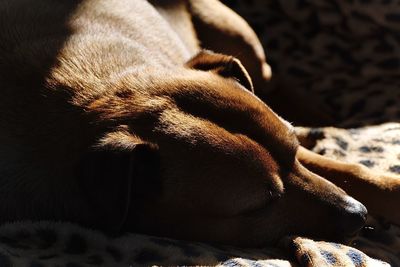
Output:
(241, 188), (283, 217)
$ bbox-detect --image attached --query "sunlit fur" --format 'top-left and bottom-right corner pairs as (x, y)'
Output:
(2, 0), (398, 247)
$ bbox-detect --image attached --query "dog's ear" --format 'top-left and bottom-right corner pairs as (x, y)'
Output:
(186, 50), (254, 92)
(77, 139), (160, 233)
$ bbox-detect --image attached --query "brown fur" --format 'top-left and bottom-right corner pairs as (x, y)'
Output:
(0, 0), (398, 247)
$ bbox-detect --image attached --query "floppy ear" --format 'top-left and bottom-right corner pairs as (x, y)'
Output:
(77, 139), (160, 233)
(186, 50), (254, 92)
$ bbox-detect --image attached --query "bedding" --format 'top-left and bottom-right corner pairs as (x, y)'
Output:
(0, 0), (399, 266)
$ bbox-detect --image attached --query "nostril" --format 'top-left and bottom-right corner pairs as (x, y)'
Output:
(338, 196), (368, 235)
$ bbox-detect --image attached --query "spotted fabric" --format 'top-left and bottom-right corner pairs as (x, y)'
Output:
(0, 222), (389, 267)
(296, 123), (400, 266)
(296, 123), (400, 175)
(0, 1), (399, 266)
(225, 0), (400, 126)
(286, 237), (389, 267)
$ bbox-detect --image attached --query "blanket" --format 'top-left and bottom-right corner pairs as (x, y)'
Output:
(2, 0), (399, 266)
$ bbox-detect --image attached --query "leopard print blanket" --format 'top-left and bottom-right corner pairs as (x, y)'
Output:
(297, 123), (400, 266)
(225, 0), (400, 127)
(0, 1), (399, 266)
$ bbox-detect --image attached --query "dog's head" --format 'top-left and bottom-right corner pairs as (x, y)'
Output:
(79, 50), (366, 246)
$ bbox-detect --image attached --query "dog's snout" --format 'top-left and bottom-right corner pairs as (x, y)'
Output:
(338, 196), (367, 235)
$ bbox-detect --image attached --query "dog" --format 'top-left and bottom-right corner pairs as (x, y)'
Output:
(0, 0), (399, 247)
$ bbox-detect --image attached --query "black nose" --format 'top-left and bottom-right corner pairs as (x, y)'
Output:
(338, 196), (367, 235)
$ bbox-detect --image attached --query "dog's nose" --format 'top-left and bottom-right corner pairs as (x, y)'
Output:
(338, 196), (367, 235)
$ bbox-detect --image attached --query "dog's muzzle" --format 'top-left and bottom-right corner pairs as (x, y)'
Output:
(338, 196), (368, 235)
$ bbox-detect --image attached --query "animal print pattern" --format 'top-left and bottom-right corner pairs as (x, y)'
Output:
(0, 1), (399, 267)
(224, 0), (400, 127)
(296, 123), (400, 175)
(0, 221), (390, 267)
(297, 123), (400, 266)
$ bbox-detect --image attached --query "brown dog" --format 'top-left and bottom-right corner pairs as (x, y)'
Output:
(0, 0), (399, 247)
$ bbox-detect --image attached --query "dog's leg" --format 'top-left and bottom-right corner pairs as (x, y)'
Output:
(297, 146), (400, 225)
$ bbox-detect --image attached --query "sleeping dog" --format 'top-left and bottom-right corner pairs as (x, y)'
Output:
(1, 0), (399, 247)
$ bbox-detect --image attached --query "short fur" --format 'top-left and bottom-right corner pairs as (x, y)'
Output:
(0, 0), (399, 247)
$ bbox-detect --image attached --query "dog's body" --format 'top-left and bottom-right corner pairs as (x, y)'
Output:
(0, 0), (399, 246)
